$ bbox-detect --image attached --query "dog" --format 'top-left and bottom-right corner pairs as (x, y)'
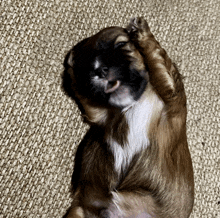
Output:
(63, 17), (194, 218)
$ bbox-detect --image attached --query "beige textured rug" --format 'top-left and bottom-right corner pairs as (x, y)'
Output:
(0, 0), (219, 217)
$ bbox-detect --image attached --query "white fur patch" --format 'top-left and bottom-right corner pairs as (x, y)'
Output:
(109, 85), (164, 174)
(91, 77), (135, 108)
(94, 58), (101, 69)
(109, 192), (153, 218)
(109, 86), (135, 108)
(91, 75), (107, 88)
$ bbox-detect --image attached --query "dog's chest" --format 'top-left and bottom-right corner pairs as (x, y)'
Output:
(109, 92), (163, 174)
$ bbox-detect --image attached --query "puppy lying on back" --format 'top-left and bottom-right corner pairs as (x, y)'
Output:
(64, 17), (194, 218)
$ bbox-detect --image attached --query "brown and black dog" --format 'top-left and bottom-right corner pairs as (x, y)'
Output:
(64, 17), (194, 218)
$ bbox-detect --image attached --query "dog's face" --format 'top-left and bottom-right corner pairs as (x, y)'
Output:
(67, 27), (148, 109)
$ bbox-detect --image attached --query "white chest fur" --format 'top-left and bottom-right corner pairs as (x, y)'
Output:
(108, 86), (164, 174)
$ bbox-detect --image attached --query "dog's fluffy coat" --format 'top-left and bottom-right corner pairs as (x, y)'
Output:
(64, 18), (194, 218)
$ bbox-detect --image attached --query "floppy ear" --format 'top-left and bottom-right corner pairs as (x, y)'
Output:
(65, 37), (91, 69)
(63, 49), (74, 70)
(67, 50), (74, 67)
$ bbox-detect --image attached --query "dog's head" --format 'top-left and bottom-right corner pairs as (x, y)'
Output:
(67, 26), (148, 107)
(66, 26), (148, 123)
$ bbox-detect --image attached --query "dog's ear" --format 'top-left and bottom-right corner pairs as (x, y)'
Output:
(64, 49), (74, 69)
(65, 37), (91, 69)
(67, 50), (74, 67)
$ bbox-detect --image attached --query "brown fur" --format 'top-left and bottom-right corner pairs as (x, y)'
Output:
(64, 18), (194, 218)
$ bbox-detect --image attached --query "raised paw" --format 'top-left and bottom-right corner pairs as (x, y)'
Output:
(126, 17), (150, 38)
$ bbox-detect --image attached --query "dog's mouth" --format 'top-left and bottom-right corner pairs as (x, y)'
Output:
(105, 80), (121, 93)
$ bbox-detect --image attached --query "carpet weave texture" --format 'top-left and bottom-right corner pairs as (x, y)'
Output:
(0, 0), (219, 217)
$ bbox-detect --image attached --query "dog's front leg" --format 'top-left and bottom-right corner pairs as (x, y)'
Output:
(127, 17), (194, 218)
(127, 17), (185, 109)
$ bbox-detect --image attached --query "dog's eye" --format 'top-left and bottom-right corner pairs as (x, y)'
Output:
(114, 41), (127, 49)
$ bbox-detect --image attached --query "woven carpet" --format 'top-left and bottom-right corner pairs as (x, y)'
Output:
(0, 0), (219, 217)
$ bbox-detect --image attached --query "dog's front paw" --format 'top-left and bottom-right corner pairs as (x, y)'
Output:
(126, 17), (150, 41)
